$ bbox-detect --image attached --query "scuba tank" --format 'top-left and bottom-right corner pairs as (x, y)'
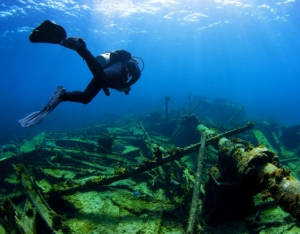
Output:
(96, 52), (111, 67)
(96, 50), (145, 72)
(96, 50), (132, 68)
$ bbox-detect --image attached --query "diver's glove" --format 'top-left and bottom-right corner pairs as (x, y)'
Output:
(103, 87), (110, 96)
(124, 87), (130, 95)
(117, 86), (131, 95)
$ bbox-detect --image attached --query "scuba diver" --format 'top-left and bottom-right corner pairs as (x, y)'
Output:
(19, 20), (143, 127)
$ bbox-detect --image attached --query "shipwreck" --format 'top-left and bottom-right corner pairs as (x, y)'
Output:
(1, 98), (300, 233)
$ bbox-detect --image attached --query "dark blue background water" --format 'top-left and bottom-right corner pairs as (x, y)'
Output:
(0, 0), (299, 144)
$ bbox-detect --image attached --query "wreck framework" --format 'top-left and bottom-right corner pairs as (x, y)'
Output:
(1, 115), (300, 233)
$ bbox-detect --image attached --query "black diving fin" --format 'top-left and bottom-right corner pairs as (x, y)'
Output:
(29, 20), (67, 44)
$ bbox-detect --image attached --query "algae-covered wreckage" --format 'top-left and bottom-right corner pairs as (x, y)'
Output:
(1, 99), (300, 233)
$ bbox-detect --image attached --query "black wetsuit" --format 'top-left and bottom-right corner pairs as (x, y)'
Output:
(62, 47), (141, 104)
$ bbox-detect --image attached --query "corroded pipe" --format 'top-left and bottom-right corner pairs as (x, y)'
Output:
(48, 123), (253, 196)
(223, 105), (244, 127)
(218, 137), (300, 221)
(187, 132), (207, 234)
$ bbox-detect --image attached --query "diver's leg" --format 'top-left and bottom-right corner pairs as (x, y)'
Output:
(61, 37), (111, 96)
(76, 47), (105, 79)
(60, 37), (105, 79)
(30, 21), (104, 78)
(62, 77), (103, 104)
(19, 77), (103, 127)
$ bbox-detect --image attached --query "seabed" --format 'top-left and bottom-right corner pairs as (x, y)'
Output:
(1, 102), (300, 234)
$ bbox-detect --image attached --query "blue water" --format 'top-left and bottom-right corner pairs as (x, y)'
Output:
(0, 0), (299, 144)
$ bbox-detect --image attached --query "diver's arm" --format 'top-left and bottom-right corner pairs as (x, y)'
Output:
(126, 60), (141, 86)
